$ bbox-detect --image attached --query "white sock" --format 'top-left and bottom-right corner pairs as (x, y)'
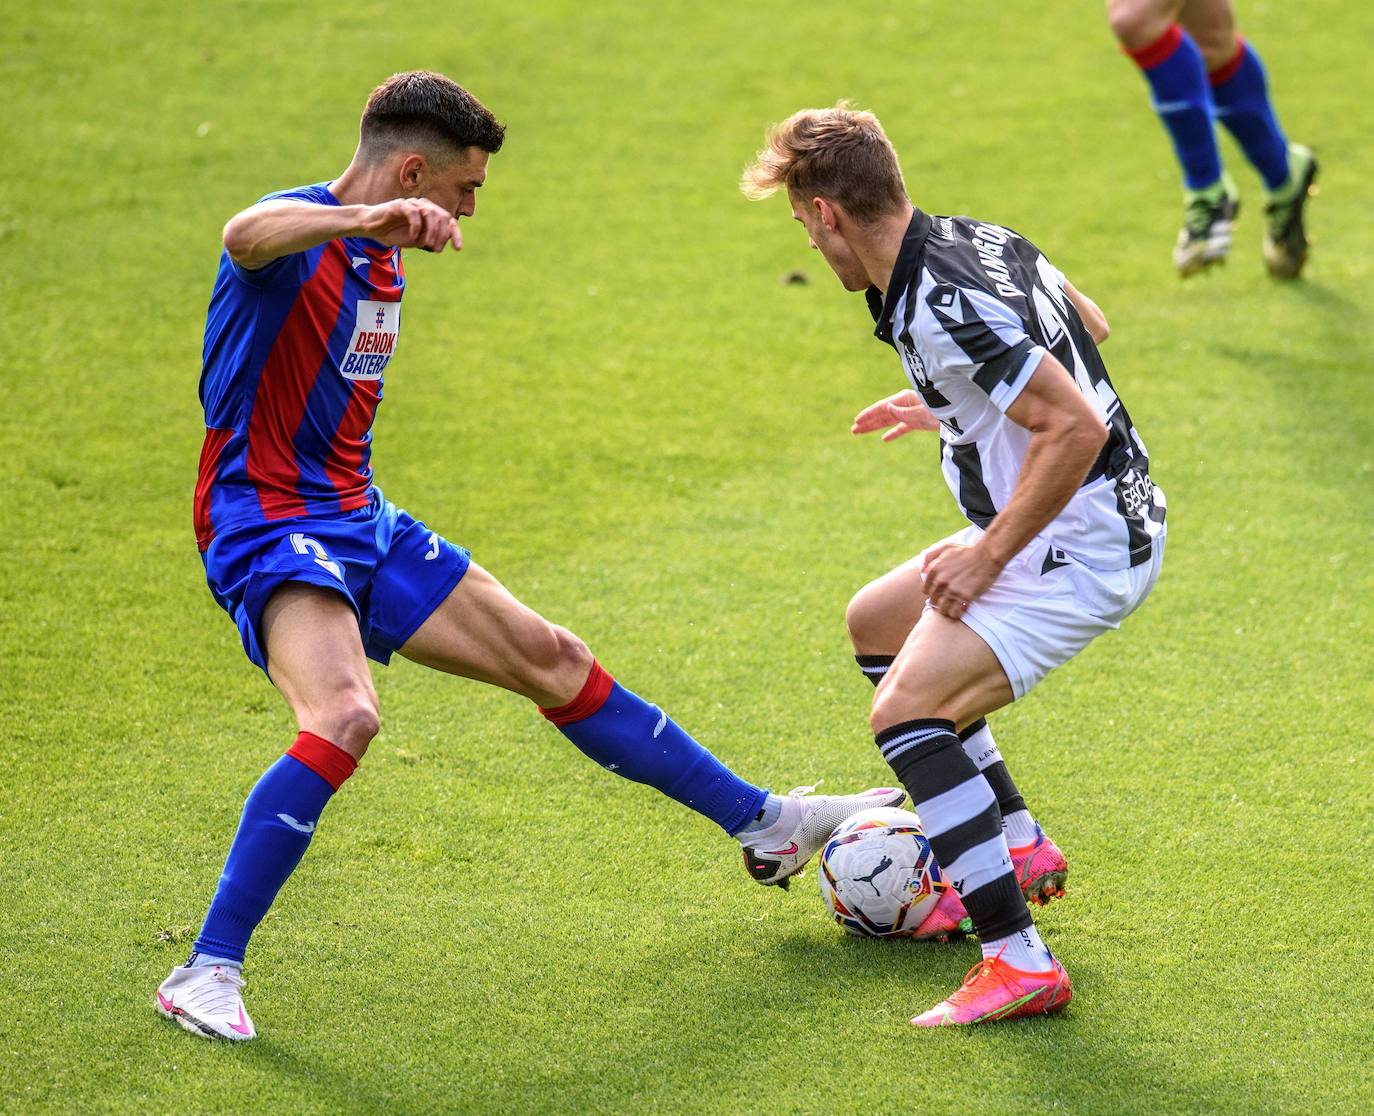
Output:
(735, 793), (793, 843)
(1003, 809), (1040, 849)
(188, 952), (240, 970)
(983, 924), (1053, 972)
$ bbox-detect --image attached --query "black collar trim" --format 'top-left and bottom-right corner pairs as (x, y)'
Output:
(871, 208), (932, 346)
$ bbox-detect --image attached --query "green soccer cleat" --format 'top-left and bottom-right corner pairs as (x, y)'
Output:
(1263, 144), (1318, 280)
(1173, 175), (1241, 278)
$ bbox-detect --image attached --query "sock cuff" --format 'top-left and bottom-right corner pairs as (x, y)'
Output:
(855, 655), (895, 686)
(875, 717), (956, 765)
(957, 717), (989, 742)
(1208, 36), (1247, 86)
(1125, 23), (1183, 69)
(539, 660), (615, 726)
(286, 731), (357, 791)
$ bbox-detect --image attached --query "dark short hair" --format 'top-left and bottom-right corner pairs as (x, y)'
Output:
(359, 71), (505, 162)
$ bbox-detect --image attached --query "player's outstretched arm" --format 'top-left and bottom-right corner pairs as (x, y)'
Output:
(223, 197), (461, 270)
(852, 389), (941, 442)
(1064, 280), (1110, 345)
(921, 353), (1107, 619)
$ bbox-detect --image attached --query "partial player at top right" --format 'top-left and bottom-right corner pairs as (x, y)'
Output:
(1108, 0), (1317, 278)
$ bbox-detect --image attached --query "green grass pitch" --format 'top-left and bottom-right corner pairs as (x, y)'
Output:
(3, 1), (1372, 1112)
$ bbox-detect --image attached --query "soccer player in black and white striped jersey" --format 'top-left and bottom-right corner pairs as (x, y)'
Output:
(743, 105), (1166, 1026)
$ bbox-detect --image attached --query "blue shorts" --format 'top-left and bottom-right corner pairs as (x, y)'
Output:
(201, 490), (471, 673)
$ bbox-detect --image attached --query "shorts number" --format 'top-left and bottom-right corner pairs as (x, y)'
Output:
(290, 533), (343, 580)
(424, 531), (439, 561)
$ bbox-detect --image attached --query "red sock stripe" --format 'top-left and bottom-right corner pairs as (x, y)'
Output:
(539, 661), (615, 726)
(1208, 37), (1246, 86)
(1125, 23), (1183, 69)
(286, 731), (357, 791)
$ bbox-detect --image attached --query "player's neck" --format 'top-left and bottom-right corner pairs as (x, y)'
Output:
(329, 158), (397, 207)
(858, 204), (917, 294)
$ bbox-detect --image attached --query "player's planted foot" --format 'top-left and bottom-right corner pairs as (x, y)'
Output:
(155, 962), (256, 1041)
(1010, 825), (1068, 907)
(1263, 144), (1318, 280)
(910, 886), (973, 943)
(910, 954), (1072, 1027)
(740, 785), (905, 888)
(1174, 175), (1240, 277)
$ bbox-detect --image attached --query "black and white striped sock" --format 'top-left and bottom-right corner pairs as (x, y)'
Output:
(855, 655), (895, 687)
(875, 718), (1032, 944)
(957, 718), (1038, 848)
(857, 659), (1039, 848)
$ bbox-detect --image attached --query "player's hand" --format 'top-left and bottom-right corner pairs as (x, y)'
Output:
(920, 542), (1002, 621)
(357, 198), (462, 253)
(852, 389), (940, 442)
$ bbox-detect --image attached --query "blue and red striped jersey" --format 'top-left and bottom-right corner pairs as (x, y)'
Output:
(194, 183), (405, 550)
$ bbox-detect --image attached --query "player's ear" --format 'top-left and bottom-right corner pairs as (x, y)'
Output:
(397, 153), (426, 193)
(815, 197), (839, 232)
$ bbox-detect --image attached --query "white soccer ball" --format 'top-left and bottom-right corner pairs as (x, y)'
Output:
(816, 806), (948, 938)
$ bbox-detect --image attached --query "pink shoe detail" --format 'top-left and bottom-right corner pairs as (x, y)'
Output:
(910, 886), (972, 942)
(911, 954), (1072, 1027)
(1010, 827), (1068, 907)
(229, 1006), (252, 1036)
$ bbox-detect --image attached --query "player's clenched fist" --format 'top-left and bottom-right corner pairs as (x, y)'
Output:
(359, 197), (462, 253)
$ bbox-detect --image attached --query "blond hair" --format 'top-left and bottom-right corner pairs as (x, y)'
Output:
(741, 103), (907, 223)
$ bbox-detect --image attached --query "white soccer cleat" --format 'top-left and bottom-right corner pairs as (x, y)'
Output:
(155, 963), (256, 1041)
(741, 784), (906, 888)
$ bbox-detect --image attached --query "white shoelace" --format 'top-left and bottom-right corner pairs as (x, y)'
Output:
(190, 967), (247, 1016)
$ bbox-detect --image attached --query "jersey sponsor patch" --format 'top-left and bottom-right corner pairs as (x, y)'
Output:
(340, 299), (400, 381)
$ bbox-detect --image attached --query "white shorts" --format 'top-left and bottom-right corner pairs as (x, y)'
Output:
(921, 525), (1165, 700)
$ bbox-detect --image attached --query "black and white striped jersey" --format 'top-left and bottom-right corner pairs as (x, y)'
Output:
(867, 209), (1166, 570)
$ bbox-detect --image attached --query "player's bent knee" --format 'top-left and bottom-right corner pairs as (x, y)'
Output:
(1106, 0), (1171, 47)
(314, 691), (380, 758)
(511, 620), (594, 704)
(844, 586), (875, 647)
(1193, 32), (1238, 71)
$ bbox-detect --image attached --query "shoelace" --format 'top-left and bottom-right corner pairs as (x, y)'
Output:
(947, 947), (1023, 1006)
(786, 782), (822, 798)
(190, 967), (247, 1016)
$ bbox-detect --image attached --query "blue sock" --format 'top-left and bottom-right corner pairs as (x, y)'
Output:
(1209, 39), (1290, 191)
(192, 733), (356, 963)
(542, 662), (767, 835)
(1126, 24), (1222, 190)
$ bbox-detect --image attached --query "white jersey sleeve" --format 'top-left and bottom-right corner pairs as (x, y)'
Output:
(920, 282), (1047, 414)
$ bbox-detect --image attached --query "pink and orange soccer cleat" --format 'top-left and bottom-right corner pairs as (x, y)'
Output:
(1011, 825), (1068, 907)
(910, 886), (973, 943)
(910, 953), (1072, 1027)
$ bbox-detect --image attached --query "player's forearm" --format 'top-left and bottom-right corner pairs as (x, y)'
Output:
(222, 202), (371, 270)
(975, 423), (1106, 567)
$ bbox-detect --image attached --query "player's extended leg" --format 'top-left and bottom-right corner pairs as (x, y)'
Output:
(399, 562), (903, 885)
(869, 612), (1071, 1026)
(846, 559), (1066, 912)
(157, 585), (379, 1041)
(1181, 0), (1317, 278)
(1108, 0), (1240, 276)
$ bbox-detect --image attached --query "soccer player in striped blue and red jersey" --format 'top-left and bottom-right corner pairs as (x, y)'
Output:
(156, 71), (903, 1042)
(1108, 0), (1317, 278)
